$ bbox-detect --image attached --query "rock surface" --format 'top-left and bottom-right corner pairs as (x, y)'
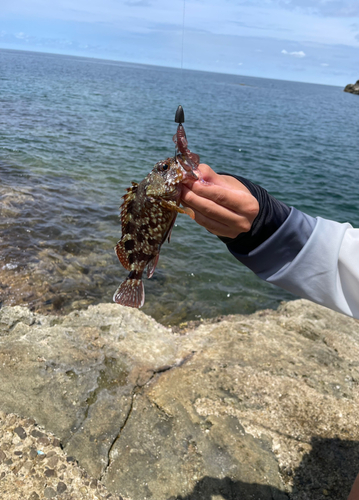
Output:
(0, 412), (123, 500)
(344, 80), (359, 95)
(1, 300), (359, 499)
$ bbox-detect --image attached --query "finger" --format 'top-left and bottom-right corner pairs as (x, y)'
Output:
(181, 187), (253, 236)
(184, 181), (255, 215)
(182, 164), (227, 186)
(196, 164), (218, 182)
(181, 200), (246, 237)
(195, 165), (250, 193)
(181, 164), (214, 186)
(188, 210), (232, 236)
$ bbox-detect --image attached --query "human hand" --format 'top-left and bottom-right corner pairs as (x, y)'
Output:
(181, 164), (259, 238)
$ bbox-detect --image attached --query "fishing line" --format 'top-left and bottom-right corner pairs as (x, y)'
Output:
(176, 0), (186, 118)
(180, 0), (186, 71)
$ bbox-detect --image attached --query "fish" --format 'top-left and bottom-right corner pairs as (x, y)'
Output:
(113, 156), (197, 308)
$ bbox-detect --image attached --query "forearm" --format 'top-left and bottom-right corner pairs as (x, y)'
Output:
(220, 174), (359, 319)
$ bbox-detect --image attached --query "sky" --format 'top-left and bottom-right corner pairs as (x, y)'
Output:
(1, 0), (359, 86)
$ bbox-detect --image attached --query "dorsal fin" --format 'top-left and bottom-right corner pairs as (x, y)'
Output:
(120, 184), (137, 220)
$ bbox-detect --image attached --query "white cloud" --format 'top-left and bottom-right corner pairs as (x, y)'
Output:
(281, 49), (306, 57)
(321, 62), (329, 66)
(251, 0), (359, 18)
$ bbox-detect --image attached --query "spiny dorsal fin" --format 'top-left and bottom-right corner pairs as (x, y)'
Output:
(121, 185), (137, 220)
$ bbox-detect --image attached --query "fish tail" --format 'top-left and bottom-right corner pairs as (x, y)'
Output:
(113, 271), (145, 308)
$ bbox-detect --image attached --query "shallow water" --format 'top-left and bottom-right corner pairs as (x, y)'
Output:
(1, 49), (359, 324)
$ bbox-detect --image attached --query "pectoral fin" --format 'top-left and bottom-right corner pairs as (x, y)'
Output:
(159, 199), (195, 220)
(179, 206), (195, 219)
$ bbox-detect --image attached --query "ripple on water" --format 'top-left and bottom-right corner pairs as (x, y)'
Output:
(1, 50), (358, 323)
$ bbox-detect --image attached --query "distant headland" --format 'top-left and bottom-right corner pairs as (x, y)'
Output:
(344, 80), (359, 95)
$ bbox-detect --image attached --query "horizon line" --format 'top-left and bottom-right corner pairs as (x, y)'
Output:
(0, 45), (345, 89)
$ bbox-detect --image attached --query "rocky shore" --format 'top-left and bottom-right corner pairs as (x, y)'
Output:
(1, 299), (359, 500)
(344, 80), (359, 95)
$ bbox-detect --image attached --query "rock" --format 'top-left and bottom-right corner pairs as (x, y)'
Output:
(57, 481), (67, 494)
(344, 80), (359, 95)
(44, 487), (57, 499)
(29, 494), (40, 500)
(0, 412), (123, 500)
(0, 300), (359, 500)
(13, 427), (26, 440)
(44, 468), (56, 478)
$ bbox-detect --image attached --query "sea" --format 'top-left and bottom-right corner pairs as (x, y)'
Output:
(1, 48), (359, 326)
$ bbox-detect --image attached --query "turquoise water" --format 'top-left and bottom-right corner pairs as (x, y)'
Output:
(1, 48), (359, 325)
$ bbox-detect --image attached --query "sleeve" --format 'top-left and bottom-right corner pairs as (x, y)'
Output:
(218, 174), (359, 319)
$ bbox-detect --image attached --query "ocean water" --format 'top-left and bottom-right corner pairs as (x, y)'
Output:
(1, 48), (359, 325)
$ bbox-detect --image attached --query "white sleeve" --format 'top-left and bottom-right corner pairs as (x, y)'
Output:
(227, 208), (359, 319)
(267, 217), (359, 318)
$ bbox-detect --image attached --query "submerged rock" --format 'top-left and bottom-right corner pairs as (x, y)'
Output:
(344, 80), (359, 95)
(1, 300), (359, 499)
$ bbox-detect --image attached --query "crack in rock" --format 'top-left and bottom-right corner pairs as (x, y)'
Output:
(100, 351), (196, 480)
(99, 386), (137, 481)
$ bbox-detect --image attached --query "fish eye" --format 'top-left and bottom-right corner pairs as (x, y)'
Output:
(162, 164), (169, 171)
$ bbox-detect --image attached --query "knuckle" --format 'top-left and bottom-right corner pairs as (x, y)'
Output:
(250, 200), (260, 219)
(214, 192), (226, 205)
(201, 204), (214, 217)
(241, 220), (252, 233)
(228, 229), (240, 238)
(181, 190), (194, 203)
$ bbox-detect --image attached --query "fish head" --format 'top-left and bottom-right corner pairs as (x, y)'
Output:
(146, 158), (179, 198)
(146, 157), (198, 198)
(154, 156), (197, 184)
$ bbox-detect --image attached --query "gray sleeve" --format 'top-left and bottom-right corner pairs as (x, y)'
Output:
(227, 207), (316, 279)
(228, 208), (359, 318)
(267, 217), (356, 317)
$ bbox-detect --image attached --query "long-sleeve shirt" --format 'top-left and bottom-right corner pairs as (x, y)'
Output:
(219, 175), (359, 319)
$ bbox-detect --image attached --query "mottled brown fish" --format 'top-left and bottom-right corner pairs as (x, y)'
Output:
(113, 156), (197, 308)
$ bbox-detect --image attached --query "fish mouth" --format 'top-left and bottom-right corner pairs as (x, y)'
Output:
(175, 156), (198, 180)
(183, 169), (198, 180)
